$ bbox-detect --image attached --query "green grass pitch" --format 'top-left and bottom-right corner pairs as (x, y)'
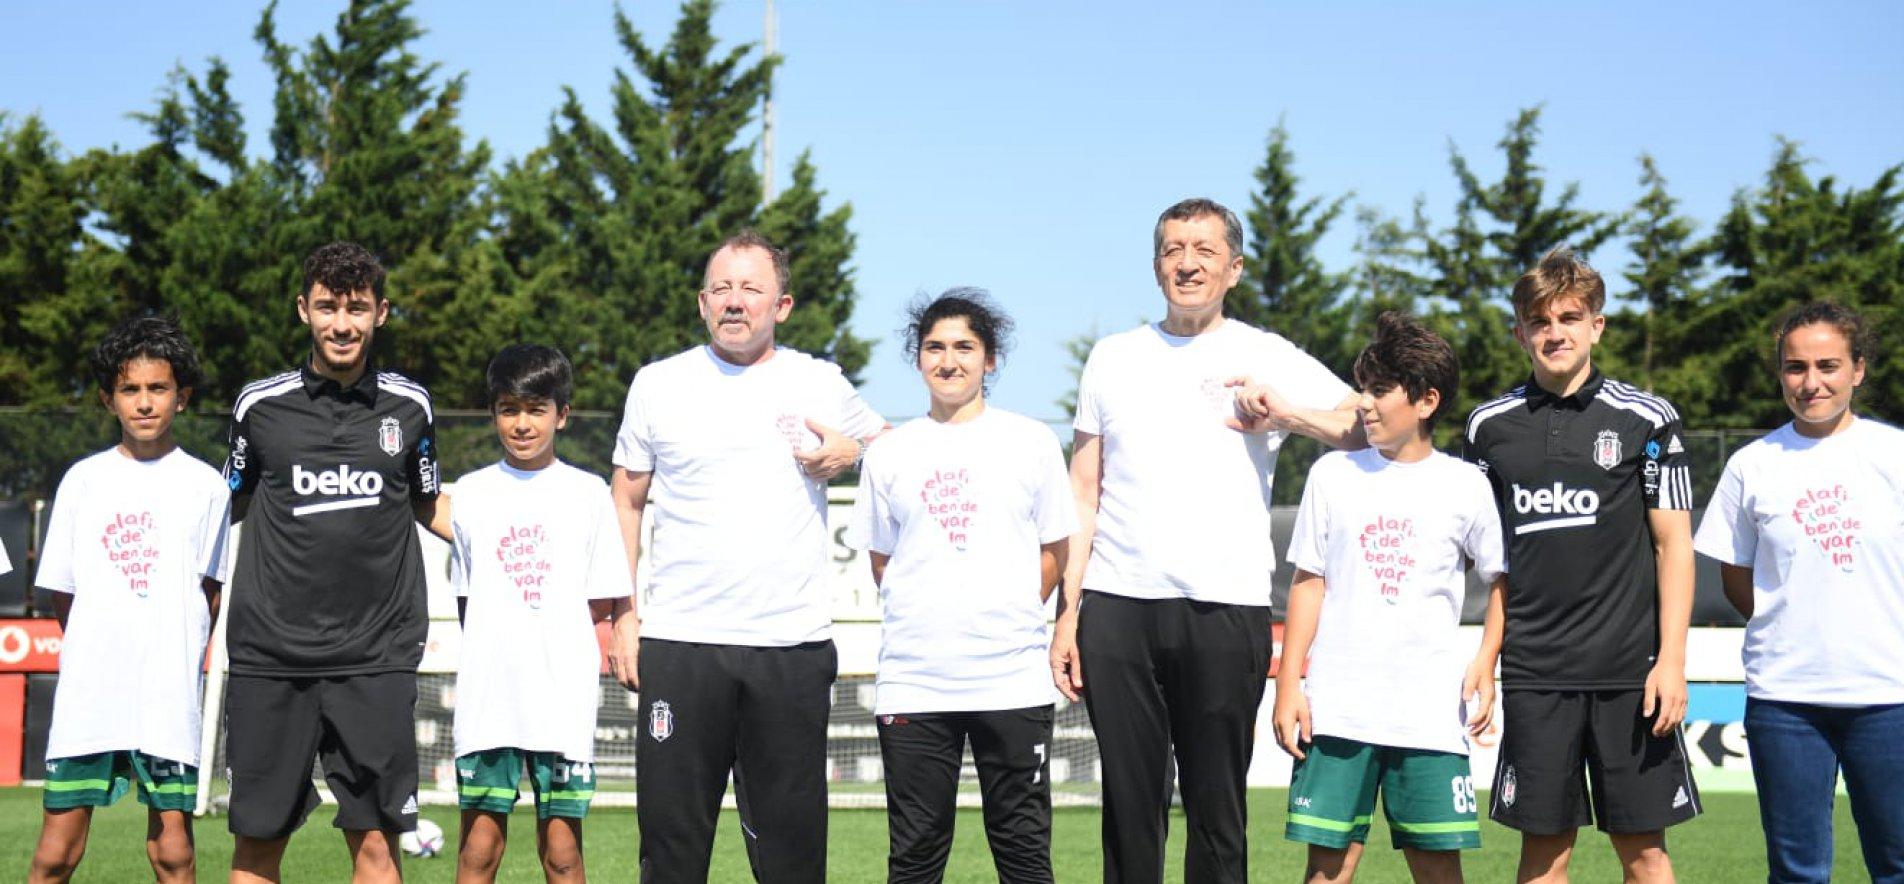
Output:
(0, 787), (1869, 881)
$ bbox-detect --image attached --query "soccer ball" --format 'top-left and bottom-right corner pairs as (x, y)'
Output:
(399, 819), (446, 858)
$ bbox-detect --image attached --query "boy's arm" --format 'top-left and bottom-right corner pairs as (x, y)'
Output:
(607, 468), (653, 690)
(203, 578), (222, 633)
(52, 593), (73, 633)
(1273, 569), (1326, 759)
(1228, 386), (1367, 451)
(413, 491), (452, 542)
(1465, 573), (1507, 736)
(868, 551), (889, 588)
(1049, 430), (1101, 702)
(1645, 508), (1695, 736)
(1038, 539), (1067, 603)
(1718, 563), (1753, 619)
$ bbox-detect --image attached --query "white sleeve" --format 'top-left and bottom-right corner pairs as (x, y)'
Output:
(832, 369), (887, 439)
(586, 488), (637, 600)
(1032, 431), (1081, 544)
(1271, 338), (1353, 412)
(1693, 455), (1755, 567)
(612, 373), (655, 472)
(1461, 470), (1507, 582)
(198, 476), (233, 585)
(36, 470), (81, 594)
(842, 450), (897, 555)
(0, 541), (10, 575)
(1072, 344), (1105, 436)
(1285, 461), (1331, 575)
(449, 518), (472, 602)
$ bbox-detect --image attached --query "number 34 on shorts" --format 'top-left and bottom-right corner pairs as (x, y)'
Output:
(455, 748), (595, 820)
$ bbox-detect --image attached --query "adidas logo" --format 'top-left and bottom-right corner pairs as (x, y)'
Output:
(1666, 435), (1684, 455)
(401, 794), (418, 815)
(1672, 786), (1689, 809)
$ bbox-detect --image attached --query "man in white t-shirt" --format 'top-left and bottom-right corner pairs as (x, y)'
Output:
(608, 230), (886, 883)
(1050, 198), (1362, 884)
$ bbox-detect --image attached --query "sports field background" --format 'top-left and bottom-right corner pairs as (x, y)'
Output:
(1, 786), (1869, 881)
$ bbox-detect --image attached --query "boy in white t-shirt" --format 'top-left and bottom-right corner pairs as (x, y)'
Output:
(29, 316), (230, 884)
(1273, 313), (1508, 884)
(449, 345), (632, 884)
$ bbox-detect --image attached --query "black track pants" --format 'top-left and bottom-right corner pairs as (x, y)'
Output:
(636, 638), (837, 883)
(879, 705), (1056, 883)
(1076, 591), (1272, 884)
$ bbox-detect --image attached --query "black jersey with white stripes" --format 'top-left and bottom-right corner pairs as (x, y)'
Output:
(1462, 369), (1693, 690)
(223, 360), (440, 676)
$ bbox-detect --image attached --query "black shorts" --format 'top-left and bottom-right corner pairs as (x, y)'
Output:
(1490, 689), (1700, 835)
(225, 672), (418, 840)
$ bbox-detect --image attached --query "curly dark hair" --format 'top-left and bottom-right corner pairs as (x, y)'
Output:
(486, 344), (574, 410)
(302, 241), (386, 302)
(902, 288), (1015, 367)
(1775, 301), (1871, 365)
(90, 313), (204, 393)
(1352, 311), (1460, 430)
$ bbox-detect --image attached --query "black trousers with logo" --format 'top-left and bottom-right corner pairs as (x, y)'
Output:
(878, 705), (1056, 883)
(1075, 591), (1273, 884)
(635, 638), (837, 884)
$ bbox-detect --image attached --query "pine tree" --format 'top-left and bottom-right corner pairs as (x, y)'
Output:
(1423, 107), (1618, 413)
(759, 151), (870, 382)
(250, 0), (496, 399)
(1688, 141), (1904, 427)
(0, 114), (101, 405)
(1615, 154), (1704, 394)
(1230, 122), (1353, 374)
(510, 0), (864, 410)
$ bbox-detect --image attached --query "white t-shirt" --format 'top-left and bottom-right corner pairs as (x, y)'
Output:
(1693, 418), (1904, 706)
(1286, 448), (1505, 755)
(451, 460), (633, 761)
(845, 408), (1079, 715)
(613, 345), (885, 646)
(37, 447), (230, 764)
(1074, 320), (1351, 605)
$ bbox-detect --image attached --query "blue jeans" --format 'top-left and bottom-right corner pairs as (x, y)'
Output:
(1745, 698), (1904, 883)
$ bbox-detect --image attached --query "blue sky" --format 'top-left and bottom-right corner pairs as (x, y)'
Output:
(3, 1), (1900, 423)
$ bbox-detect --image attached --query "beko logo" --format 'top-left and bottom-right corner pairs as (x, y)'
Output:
(1511, 482), (1599, 535)
(290, 464), (384, 516)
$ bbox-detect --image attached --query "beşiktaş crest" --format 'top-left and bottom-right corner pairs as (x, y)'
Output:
(650, 700), (674, 742)
(1593, 429), (1622, 470)
(378, 416), (403, 457)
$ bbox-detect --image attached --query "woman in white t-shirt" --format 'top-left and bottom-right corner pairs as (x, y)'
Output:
(846, 289), (1079, 884)
(1693, 302), (1904, 883)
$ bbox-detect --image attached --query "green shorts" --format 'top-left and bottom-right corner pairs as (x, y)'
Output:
(43, 751), (197, 812)
(1286, 735), (1481, 851)
(456, 748), (595, 819)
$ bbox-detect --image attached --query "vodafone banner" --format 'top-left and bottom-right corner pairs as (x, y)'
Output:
(0, 619), (62, 673)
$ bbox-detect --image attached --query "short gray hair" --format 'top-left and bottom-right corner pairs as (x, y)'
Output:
(1153, 197), (1244, 259)
(705, 228), (791, 295)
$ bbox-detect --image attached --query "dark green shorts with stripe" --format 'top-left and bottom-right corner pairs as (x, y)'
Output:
(42, 752), (197, 812)
(456, 748), (594, 820)
(1286, 735), (1481, 851)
